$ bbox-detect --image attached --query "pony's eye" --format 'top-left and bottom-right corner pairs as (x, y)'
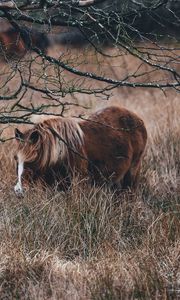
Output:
(14, 155), (17, 161)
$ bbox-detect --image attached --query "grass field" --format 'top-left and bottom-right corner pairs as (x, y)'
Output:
(0, 45), (179, 299)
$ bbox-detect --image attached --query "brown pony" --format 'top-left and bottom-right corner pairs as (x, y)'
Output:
(14, 106), (147, 196)
(0, 26), (50, 58)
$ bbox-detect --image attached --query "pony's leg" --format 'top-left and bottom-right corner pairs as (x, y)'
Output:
(122, 161), (141, 190)
(71, 156), (89, 188)
(112, 159), (132, 191)
(131, 163), (141, 190)
(121, 170), (132, 190)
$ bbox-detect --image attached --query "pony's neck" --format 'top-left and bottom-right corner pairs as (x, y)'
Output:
(40, 117), (84, 169)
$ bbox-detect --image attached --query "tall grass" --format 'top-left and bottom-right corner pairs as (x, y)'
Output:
(0, 103), (179, 299)
(0, 43), (179, 299)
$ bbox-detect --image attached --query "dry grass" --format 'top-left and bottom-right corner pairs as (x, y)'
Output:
(0, 46), (179, 299)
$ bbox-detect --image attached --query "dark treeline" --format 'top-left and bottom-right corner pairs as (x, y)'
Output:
(0, 0), (179, 49)
(41, 0), (180, 44)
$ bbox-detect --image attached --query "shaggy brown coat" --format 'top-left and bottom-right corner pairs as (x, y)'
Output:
(14, 106), (147, 191)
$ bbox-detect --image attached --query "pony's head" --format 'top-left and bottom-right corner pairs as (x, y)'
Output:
(14, 126), (46, 196)
(13, 118), (84, 196)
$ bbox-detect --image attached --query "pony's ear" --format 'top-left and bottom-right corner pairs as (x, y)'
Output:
(15, 128), (24, 141)
(29, 130), (39, 144)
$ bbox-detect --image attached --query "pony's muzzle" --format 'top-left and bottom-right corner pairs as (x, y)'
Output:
(14, 182), (24, 197)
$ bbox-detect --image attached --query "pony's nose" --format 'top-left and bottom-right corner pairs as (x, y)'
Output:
(14, 182), (24, 197)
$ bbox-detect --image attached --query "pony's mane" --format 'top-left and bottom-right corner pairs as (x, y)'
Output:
(33, 117), (84, 170)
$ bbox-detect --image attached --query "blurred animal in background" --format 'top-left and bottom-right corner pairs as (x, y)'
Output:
(0, 25), (50, 58)
(13, 106), (147, 196)
(0, 19), (88, 59)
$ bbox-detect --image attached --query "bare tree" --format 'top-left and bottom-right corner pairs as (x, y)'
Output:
(0, 0), (179, 134)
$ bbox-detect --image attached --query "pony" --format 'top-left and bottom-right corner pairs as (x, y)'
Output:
(0, 25), (88, 58)
(0, 26), (50, 58)
(13, 106), (147, 196)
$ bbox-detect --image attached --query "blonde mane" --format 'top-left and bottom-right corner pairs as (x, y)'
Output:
(36, 117), (84, 170)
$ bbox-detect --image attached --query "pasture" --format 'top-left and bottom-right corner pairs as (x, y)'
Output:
(0, 44), (179, 299)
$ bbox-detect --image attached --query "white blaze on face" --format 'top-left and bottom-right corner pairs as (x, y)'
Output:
(14, 157), (24, 196)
